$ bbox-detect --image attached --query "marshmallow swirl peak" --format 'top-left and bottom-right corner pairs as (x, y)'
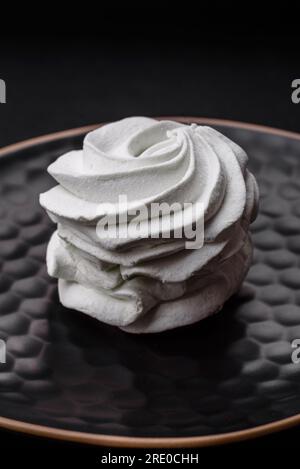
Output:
(40, 117), (259, 333)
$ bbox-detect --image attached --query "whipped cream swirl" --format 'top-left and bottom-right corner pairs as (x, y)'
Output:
(40, 117), (259, 333)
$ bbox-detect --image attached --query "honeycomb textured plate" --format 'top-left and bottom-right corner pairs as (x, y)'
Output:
(0, 119), (300, 446)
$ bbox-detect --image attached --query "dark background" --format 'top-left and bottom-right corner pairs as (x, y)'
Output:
(1, 4), (300, 461)
(1, 6), (300, 148)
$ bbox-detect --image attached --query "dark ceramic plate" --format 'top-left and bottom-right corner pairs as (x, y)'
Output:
(0, 118), (300, 448)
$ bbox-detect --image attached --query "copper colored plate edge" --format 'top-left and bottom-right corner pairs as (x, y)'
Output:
(0, 116), (300, 447)
(1, 117), (300, 157)
(0, 413), (300, 448)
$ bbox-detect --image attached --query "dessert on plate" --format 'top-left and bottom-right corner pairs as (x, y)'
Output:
(40, 117), (259, 333)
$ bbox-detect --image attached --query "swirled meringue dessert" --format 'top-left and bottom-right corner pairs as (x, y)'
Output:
(40, 117), (259, 333)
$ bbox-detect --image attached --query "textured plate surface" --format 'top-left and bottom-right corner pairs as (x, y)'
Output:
(0, 118), (300, 446)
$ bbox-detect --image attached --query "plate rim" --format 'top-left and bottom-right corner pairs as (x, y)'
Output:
(1, 116), (300, 448)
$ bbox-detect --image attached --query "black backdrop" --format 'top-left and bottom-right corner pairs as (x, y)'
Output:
(0, 4), (300, 460)
(1, 6), (300, 147)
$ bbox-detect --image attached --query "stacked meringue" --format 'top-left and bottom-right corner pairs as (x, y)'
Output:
(40, 117), (259, 333)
